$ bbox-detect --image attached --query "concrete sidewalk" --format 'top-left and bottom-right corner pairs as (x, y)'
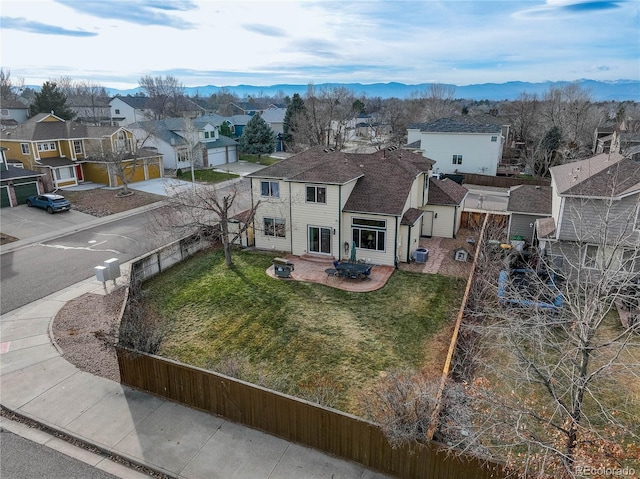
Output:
(0, 273), (389, 479)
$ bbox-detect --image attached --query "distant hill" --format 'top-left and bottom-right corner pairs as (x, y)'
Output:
(28, 79), (638, 102)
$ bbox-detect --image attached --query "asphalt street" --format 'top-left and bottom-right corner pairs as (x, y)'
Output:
(0, 207), (178, 314)
(0, 430), (119, 479)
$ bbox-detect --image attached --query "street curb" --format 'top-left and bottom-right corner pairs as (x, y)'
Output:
(0, 407), (177, 479)
(0, 201), (167, 255)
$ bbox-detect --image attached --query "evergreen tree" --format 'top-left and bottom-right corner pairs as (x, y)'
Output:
(282, 93), (306, 150)
(29, 81), (75, 119)
(238, 113), (276, 162)
(219, 121), (234, 138)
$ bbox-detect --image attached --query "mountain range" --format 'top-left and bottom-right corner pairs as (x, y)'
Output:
(102, 79), (639, 102)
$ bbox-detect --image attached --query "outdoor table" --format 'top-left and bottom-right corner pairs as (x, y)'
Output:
(335, 262), (372, 279)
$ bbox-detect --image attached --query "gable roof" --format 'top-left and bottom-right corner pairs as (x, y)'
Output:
(409, 117), (502, 134)
(508, 185), (552, 215)
(250, 146), (434, 216)
(132, 118), (237, 149)
(550, 152), (640, 198)
(0, 114), (121, 142)
(427, 178), (468, 206)
(0, 98), (29, 109)
(260, 108), (286, 123)
(0, 165), (44, 181)
(111, 95), (152, 109)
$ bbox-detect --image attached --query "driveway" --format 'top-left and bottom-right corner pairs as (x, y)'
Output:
(0, 205), (96, 243)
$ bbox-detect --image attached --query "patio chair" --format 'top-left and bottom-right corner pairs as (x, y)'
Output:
(325, 268), (338, 278)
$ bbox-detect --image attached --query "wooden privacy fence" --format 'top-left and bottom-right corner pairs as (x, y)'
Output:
(461, 173), (550, 189)
(116, 347), (504, 479)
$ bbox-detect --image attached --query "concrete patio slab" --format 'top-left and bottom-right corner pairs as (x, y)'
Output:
(181, 421), (289, 479)
(114, 400), (225, 474)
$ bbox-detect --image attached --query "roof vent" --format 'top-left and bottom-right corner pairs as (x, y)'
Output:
(323, 148), (329, 153)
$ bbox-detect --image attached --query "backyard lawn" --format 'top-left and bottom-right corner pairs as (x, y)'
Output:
(181, 169), (239, 183)
(140, 249), (464, 414)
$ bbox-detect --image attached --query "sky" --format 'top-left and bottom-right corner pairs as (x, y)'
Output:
(1, 0), (639, 90)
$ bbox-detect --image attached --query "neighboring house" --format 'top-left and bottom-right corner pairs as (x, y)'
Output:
(247, 146), (435, 267)
(67, 97), (112, 126)
(507, 185), (552, 243)
(0, 113), (163, 190)
(407, 118), (504, 176)
(0, 146), (45, 207)
(538, 152), (640, 276)
(422, 178), (468, 239)
(0, 98), (30, 128)
(131, 117), (238, 171)
(260, 108), (286, 151)
(110, 96), (155, 126)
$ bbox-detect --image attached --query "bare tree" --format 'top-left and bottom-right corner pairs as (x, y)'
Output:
(139, 75), (185, 119)
(450, 191), (640, 477)
(154, 181), (259, 268)
(504, 92), (541, 163)
(0, 68), (24, 100)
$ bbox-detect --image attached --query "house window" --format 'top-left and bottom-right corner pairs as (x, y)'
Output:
(352, 218), (386, 251)
(583, 244), (599, 269)
(204, 131), (210, 139)
(21, 143), (30, 155)
(261, 181), (279, 198)
(177, 150), (189, 163)
(264, 217), (286, 237)
(621, 248), (639, 273)
(491, 136), (498, 142)
(115, 109), (120, 115)
(306, 186), (326, 204)
(73, 140), (83, 154)
(37, 142), (56, 152)
(452, 155), (463, 165)
(54, 166), (74, 181)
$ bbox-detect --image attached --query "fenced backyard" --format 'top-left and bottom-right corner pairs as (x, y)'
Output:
(116, 233), (505, 479)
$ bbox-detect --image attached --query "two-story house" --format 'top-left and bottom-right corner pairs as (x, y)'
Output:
(0, 113), (163, 190)
(247, 146), (435, 267)
(407, 118), (504, 176)
(130, 117), (238, 171)
(537, 152), (640, 276)
(0, 98), (30, 129)
(0, 146), (45, 207)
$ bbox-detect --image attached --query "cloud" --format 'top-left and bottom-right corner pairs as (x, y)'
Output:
(0, 17), (97, 37)
(242, 24), (287, 38)
(515, 0), (623, 18)
(54, 0), (198, 28)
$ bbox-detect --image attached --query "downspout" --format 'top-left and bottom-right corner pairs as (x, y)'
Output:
(289, 181), (293, 253)
(249, 177), (255, 246)
(453, 205), (458, 238)
(406, 224), (412, 263)
(394, 216), (399, 268)
(556, 196), (565, 240)
(338, 185), (342, 260)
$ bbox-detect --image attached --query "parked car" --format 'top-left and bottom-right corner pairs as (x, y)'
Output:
(26, 194), (71, 213)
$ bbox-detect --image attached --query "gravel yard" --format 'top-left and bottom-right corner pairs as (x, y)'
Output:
(64, 188), (164, 217)
(52, 289), (126, 382)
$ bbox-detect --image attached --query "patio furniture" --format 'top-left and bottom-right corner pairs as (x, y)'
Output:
(325, 268), (338, 277)
(335, 262), (372, 280)
(273, 257), (294, 278)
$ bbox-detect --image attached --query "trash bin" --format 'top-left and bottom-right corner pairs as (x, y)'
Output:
(273, 257), (294, 278)
(412, 247), (429, 263)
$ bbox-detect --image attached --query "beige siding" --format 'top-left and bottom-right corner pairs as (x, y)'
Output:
(343, 212), (397, 266)
(252, 179), (292, 252)
(290, 183), (341, 257)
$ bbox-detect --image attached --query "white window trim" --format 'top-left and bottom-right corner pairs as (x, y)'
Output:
(582, 244), (599, 270)
(306, 185), (327, 204)
(260, 180), (279, 198)
(264, 217), (286, 237)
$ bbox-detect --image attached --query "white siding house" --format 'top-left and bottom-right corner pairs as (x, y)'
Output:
(407, 118), (504, 176)
(248, 147), (434, 267)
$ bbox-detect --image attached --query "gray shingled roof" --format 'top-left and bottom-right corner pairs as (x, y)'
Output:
(508, 185), (552, 215)
(38, 157), (77, 167)
(551, 153), (640, 198)
(112, 95), (152, 109)
(1, 166), (44, 181)
(250, 146), (434, 216)
(408, 118), (502, 134)
(401, 207), (424, 225)
(427, 178), (468, 205)
(0, 113), (120, 142)
(133, 118), (238, 149)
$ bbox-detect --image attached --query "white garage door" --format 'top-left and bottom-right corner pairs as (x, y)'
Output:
(207, 147), (237, 166)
